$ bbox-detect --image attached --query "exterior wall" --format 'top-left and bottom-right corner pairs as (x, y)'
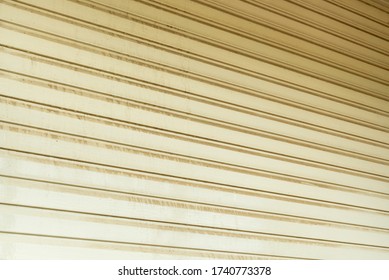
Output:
(0, 0), (388, 259)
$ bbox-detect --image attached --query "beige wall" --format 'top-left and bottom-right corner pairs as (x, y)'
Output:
(0, 0), (388, 259)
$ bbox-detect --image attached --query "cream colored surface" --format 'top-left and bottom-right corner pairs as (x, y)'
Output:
(0, 0), (388, 259)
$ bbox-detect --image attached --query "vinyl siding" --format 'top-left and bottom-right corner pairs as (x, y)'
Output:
(0, 0), (388, 259)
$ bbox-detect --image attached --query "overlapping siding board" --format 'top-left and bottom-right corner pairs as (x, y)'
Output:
(1, 0), (388, 259)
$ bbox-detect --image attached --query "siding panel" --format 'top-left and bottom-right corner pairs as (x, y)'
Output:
(1, 0), (388, 259)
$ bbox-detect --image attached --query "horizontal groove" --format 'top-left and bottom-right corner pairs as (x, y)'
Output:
(134, 0), (388, 86)
(2, 151), (389, 245)
(327, 0), (389, 27)
(286, 0), (389, 48)
(2, 96), (389, 193)
(361, 0), (389, 13)
(191, 0), (389, 89)
(2, 45), (389, 151)
(2, 96), (389, 187)
(289, 0), (389, 40)
(2, 70), (389, 167)
(0, 16), (379, 122)
(249, 0), (389, 53)
(288, 0), (389, 40)
(1, 27), (388, 138)
(0, 231), (298, 260)
(2, 126), (389, 216)
(143, 0), (389, 98)
(2, 173), (389, 233)
(1, 61), (385, 160)
(81, 0), (389, 104)
(5, 0), (389, 116)
(245, 0), (389, 57)
(14, 0), (389, 75)
(2, 139), (389, 216)
(2, 20), (389, 131)
(212, 0), (389, 70)
(2, 77), (389, 174)
(2, 73), (389, 176)
(293, 0), (389, 32)
(1, 199), (389, 251)
(1, 92), (388, 194)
